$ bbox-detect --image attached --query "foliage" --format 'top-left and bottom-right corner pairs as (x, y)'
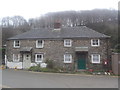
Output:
(29, 9), (117, 28)
(28, 66), (41, 72)
(39, 68), (56, 72)
(115, 44), (120, 50)
(28, 66), (115, 75)
(28, 66), (58, 72)
(45, 59), (54, 69)
(113, 49), (120, 53)
(112, 44), (120, 53)
(1, 16), (29, 28)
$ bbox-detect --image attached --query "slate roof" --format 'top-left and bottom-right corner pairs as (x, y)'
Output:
(8, 26), (110, 40)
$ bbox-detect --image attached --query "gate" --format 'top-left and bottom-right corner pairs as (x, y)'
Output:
(111, 53), (120, 75)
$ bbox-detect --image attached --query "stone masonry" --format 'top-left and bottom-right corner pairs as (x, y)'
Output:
(6, 38), (110, 71)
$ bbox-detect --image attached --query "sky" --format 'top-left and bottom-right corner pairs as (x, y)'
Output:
(0, 0), (119, 20)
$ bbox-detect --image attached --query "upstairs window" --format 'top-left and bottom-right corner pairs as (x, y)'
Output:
(64, 54), (72, 63)
(91, 54), (100, 63)
(64, 39), (72, 47)
(36, 40), (44, 48)
(14, 40), (20, 48)
(13, 54), (20, 62)
(35, 54), (43, 63)
(91, 39), (100, 46)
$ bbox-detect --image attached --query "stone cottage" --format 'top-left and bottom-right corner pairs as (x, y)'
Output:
(6, 23), (111, 71)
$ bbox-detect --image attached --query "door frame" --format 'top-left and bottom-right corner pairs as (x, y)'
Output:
(22, 54), (31, 69)
(76, 52), (88, 70)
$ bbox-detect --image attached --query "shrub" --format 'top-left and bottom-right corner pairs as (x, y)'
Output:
(28, 66), (41, 72)
(113, 44), (120, 53)
(45, 59), (54, 69)
(40, 68), (57, 72)
(28, 66), (59, 72)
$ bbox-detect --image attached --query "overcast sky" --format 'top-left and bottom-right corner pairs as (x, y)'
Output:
(0, 0), (119, 20)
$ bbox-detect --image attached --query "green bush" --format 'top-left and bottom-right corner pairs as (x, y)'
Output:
(40, 68), (57, 72)
(45, 59), (54, 69)
(28, 66), (41, 72)
(113, 44), (120, 53)
(28, 66), (58, 72)
(113, 49), (120, 53)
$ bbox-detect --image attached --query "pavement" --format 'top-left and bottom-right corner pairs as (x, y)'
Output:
(1, 69), (119, 88)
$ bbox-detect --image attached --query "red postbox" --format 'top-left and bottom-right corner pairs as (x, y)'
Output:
(103, 59), (108, 65)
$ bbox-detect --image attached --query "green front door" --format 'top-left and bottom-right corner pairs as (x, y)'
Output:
(77, 54), (86, 69)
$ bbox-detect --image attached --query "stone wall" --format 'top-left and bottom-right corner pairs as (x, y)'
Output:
(6, 38), (110, 70)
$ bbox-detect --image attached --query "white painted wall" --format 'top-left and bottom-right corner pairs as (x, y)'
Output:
(40, 63), (47, 68)
(7, 62), (38, 69)
(7, 62), (22, 69)
(30, 63), (37, 66)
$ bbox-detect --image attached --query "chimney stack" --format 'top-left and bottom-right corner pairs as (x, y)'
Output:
(54, 20), (61, 30)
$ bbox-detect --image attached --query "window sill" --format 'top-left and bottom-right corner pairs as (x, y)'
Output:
(64, 61), (72, 63)
(91, 45), (100, 47)
(36, 47), (44, 49)
(35, 61), (43, 63)
(64, 46), (72, 47)
(13, 47), (20, 48)
(92, 62), (100, 64)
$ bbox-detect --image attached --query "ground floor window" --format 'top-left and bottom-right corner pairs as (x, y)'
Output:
(13, 54), (20, 62)
(64, 54), (72, 63)
(91, 54), (100, 63)
(35, 54), (43, 63)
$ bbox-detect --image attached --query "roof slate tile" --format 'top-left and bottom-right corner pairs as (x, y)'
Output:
(8, 26), (110, 40)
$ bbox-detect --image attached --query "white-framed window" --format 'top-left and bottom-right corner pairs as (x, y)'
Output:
(64, 54), (72, 63)
(35, 54), (43, 63)
(91, 39), (100, 46)
(26, 54), (30, 60)
(91, 54), (100, 63)
(14, 40), (20, 48)
(64, 39), (72, 47)
(36, 40), (44, 48)
(13, 54), (20, 62)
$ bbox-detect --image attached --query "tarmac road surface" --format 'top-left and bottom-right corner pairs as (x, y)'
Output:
(2, 69), (118, 88)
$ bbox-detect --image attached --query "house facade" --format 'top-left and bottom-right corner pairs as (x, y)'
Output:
(6, 25), (111, 71)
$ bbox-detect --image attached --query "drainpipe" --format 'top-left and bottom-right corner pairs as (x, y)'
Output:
(31, 51), (32, 67)
(107, 38), (110, 70)
(22, 53), (23, 69)
(4, 54), (7, 69)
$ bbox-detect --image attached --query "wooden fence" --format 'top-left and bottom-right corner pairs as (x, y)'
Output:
(111, 53), (120, 75)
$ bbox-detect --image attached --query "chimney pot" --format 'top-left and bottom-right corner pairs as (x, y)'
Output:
(54, 20), (61, 29)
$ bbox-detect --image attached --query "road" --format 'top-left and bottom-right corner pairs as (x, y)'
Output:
(2, 69), (118, 88)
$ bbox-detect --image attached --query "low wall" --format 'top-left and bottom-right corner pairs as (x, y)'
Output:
(6, 61), (37, 69)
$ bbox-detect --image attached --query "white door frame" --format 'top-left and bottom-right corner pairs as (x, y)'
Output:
(23, 54), (31, 69)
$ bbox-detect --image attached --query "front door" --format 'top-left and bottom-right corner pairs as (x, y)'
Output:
(23, 54), (31, 69)
(77, 53), (86, 69)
